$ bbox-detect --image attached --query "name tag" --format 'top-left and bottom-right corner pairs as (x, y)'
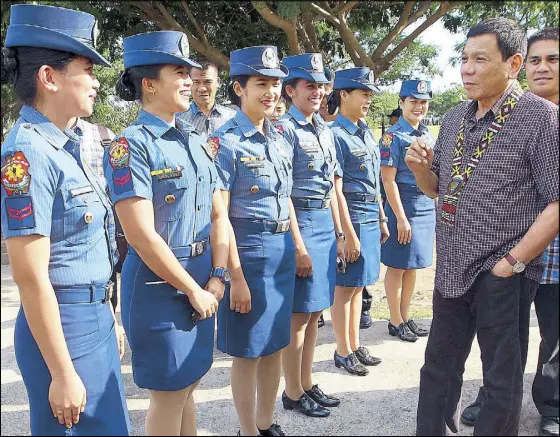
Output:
(151, 166), (183, 181)
(351, 149), (368, 157)
(300, 141), (320, 153)
(240, 156), (266, 162)
(244, 161), (265, 169)
(70, 186), (94, 197)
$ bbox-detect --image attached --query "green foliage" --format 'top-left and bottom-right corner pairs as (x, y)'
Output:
(368, 92), (400, 128)
(429, 85), (467, 118)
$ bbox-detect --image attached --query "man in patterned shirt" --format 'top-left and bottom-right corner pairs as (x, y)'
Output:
(69, 116), (114, 178)
(405, 18), (559, 436)
(177, 59), (236, 136)
(461, 27), (560, 437)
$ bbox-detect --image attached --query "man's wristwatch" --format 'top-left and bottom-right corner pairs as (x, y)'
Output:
(210, 266), (232, 284)
(505, 253), (526, 274)
(335, 231), (345, 240)
(380, 217), (388, 223)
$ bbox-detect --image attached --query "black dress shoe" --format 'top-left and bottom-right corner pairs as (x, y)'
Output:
(460, 400), (481, 426)
(360, 310), (372, 329)
(406, 319), (429, 337)
(282, 391), (330, 418)
(259, 423), (286, 436)
(305, 384), (340, 407)
(539, 416), (559, 436)
(334, 351), (369, 376)
(353, 346), (382, 366)
(388, 322), (418, 342)
(318, 313), (325, 328)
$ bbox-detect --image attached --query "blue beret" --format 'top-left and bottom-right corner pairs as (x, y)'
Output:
(230, 46), (288, 78)
(283, 53), (331, 83)
(333, 67), (380, 92)
(399, 80), (433, 99)
(123, 31), (201, 69)
(4, 4), (110, 67)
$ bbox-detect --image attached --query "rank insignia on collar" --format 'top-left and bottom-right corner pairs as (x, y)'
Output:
(1, 151), (31, 196)
(109, 138), (131, 169)
(381, 133), (393, 148)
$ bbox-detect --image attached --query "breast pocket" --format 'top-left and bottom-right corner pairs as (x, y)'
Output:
(61, 185), (106, 245)
(152, 177), (191, 222)
(237, 160), (273, 195)
(347, 154), (372, 174)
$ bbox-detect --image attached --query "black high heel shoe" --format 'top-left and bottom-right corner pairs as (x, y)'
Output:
(333, 351), (369, 376)
(353, 346), (382, 366)
(282, 391), (330, 418)
(305, 384), (341, 407)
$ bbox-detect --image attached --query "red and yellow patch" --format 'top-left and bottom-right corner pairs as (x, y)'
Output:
(275, 124), (284, 134)
(381, 133), (393, 148)
(1, 151), (31, 196)
(207, 137), (220, 159)
(109, 137), (131, 169)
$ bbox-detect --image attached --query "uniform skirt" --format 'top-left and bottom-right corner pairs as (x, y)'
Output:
(293, 207), (336, 313)
(15, 301), (130, 436)
(336, 200), (381, 288)
(120, 249), (214, 391)
(217, 220), (296, 358)
(381, 185), (435, 270)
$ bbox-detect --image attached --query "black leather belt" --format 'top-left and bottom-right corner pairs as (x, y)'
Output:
(291, 198), (331, 209)
(344, 192), (379, 202)
(170, 239), (209, 258)
(230, 217), (291, 233)
(54, 282), (112, 304)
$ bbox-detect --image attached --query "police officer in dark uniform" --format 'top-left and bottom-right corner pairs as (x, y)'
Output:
(0, 4), (130, 435)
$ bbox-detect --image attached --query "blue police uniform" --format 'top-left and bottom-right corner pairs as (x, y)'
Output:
(276, 53), (337, 313)
(1, 6), (129, 435)
(331, 67), (382, 287)
(103, 32), (217, 391)
(380, 80), (436, 270)
(213, 46), (296, 358)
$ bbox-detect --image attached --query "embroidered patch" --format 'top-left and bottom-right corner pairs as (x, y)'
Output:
(1, 151), (31, 196)
(5, 196), (35, 230)
(381, 133), (393, 148)
(275, 124), (284, 134)
(109, 138), (131, 169)
(112, 168), (133, 195)
(208, 137), (220, 159)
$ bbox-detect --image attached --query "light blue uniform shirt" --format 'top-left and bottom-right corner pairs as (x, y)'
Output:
(178, 102), (236, 136)
(380, 116), (434, 188)
(1, 105), (116, 288)
(103, 110), (217, 248)
(276, 105), (338, 200)
(331, 113), (380, 197)
(213, 110), (293, 221)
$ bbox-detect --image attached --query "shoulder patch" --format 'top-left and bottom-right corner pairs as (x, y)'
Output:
(5, 196), (35, 230)
(109, 137), (131, 169)
(381, 133), (394, 148)
(1, 151), (31, 196)
(275, 124), (284, 134)
(207, 137), (220, 160)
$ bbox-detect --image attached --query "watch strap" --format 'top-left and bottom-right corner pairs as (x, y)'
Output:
(504, 253), (517, 267)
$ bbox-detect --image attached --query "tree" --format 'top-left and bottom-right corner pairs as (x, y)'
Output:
(429, 84), (467, 118)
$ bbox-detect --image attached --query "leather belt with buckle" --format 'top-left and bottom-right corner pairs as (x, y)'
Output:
(191, 240), (208, 257)
(291, 198), (332, 209)
(275, 220), (291, 233)
(344, 192), (379, 202)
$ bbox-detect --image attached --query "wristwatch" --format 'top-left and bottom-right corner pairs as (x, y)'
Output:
(505, 253), (526, 274)
(380, 217), (388, 223)
(335, 231), (345, 240)
(210, 266), (232, 284)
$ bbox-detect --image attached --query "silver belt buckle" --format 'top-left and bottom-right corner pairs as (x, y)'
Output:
(191, 241), (205, 257)
(275, 220), (290, 233)
(322, 199), (331, 209)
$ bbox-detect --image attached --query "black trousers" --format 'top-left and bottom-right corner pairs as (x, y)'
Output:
(416, 272), (538, 436)
(362, 287), (373, 312)
(533, 283), (559, 418)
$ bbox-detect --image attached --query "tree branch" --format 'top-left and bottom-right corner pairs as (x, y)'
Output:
(252, 1), (300, 54)
(296, 22), (315, 52)
(371, 0), (416, 61)
(180, 0), (208, 44)
(154, 1), (185, 31)
(308, 2), (339, 26)
(338, 0), (358, 16)
(303, 12), (320, 52)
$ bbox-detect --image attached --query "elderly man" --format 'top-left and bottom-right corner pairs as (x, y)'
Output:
(406, 18), (559, 436)
(178, 59), (235, 136)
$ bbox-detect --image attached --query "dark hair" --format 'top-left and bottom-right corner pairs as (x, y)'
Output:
(1, 46), (77, 105)
(467, 18), (527, 60)
(281, 78), (301, 103)
(327, 88), (354, 115)
(116, 65), (165, 102)
(191, 58), (219, 74)
(227, 75), (251, 107)
(527, 28), (559, 56)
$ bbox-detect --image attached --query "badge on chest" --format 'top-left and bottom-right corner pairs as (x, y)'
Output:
(240, 156), (266, 169)
(299, 141), (320, 154)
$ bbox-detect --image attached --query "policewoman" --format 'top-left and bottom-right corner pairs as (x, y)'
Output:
(380, 80), (436, 344)
(0, 5), (130, 435)
(275, 53), (343, 418)
(329, 67), (390, 376)
(212, 46), (295, 437)
(103, 32), (229, 436)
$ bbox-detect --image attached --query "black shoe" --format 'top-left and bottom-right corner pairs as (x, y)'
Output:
(388, 322), (418, 342)
(318, 314), (325, 328)
(353, 346), (382, 366)
(282, 391), (330, 418)
(539, 416), (559, 436)
(259, 423), (286, 436)
(360, 311), (372, 329)
(334, 351), (369, 376)
(460, 400), (481, 426)
(305, 384), (340, 408)
(406, 319), (429, 337)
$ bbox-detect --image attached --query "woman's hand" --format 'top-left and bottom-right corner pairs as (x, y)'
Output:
(204, 277), (225, 303)
(296, 247), (313, 278)
(49, 372), (87, 429)
(230, 274), (252, 314)
(115, 323), (125, 360)
(397, 217), (412, 245)
(380, 222), (390, 244)
(187, 287), (219, 320)
(344, 234), (361, 263)
(336, 237), (345, 260)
